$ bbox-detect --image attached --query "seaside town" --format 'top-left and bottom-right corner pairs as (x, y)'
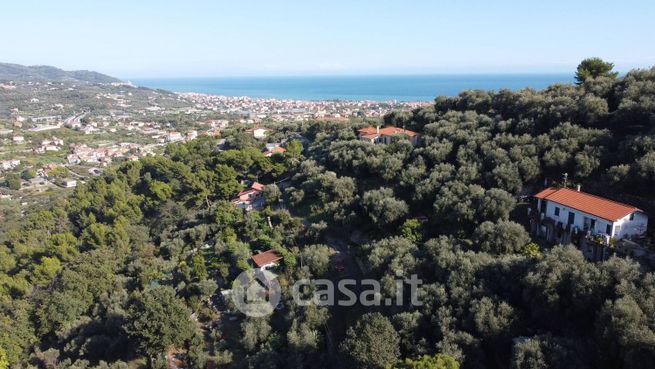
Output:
(180, 92), (429, 122)
(2, 0), (655, 367)
(0, 80), (429, 205)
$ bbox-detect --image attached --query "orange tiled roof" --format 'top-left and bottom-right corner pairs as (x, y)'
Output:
(233, 182), (265, 198)
(357, 127), (378, 135)
(534, 187), (642, 221)
(252, 250), (283, 267)
(357, 126), (418, 137)
(379, 127), (418, 137)
(251, 182), (265, 191)
(265, 147), (286, 155)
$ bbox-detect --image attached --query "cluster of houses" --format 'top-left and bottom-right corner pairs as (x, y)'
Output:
(33, 136), (64, 153)
(0, 159), (21, 172)
(182, 93), (429, 122)
(166, 130), (198, 143)
(67, 143), (142, 165)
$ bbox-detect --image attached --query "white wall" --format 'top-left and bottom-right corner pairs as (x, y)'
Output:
(542, 200), (613, 236)
(614, 212), (648, 238)
(540, 199), (648, 239)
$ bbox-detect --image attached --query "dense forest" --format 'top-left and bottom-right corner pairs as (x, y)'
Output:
(1, 59), (655, 369)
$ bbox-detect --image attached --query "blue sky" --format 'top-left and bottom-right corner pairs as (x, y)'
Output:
(1, 0), (653, 78)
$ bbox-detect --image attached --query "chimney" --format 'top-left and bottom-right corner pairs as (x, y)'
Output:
(376, 125), (380, 134)
(576, 184), (581, 192)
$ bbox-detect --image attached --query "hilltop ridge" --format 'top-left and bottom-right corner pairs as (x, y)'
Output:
(0, 62), (121, 83)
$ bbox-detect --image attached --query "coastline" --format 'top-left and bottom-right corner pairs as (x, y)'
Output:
(132, 73), (574, 102)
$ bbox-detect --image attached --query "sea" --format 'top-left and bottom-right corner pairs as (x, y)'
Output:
(132, 74), (573, 102)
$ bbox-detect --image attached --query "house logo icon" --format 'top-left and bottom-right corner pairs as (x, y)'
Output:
(231, 268), (281, 317)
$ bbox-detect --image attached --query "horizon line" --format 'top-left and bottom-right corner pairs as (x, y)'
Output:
(125, 72), (577, 80)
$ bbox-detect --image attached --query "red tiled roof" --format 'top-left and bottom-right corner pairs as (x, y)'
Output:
(534, 187), (642, 221)
(264, 147), (286, 155)
(251, 182), (265, 191)
(533, 187), (558, 199)
(357, 127), (378, 135)
(233, 182), (265, 199)
(357, 126), (418, 137)
(252, 250), (283, 267)
(379, 127), (418, 137)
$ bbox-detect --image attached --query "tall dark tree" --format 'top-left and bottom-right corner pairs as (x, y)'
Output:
(575, 58), (618, 84)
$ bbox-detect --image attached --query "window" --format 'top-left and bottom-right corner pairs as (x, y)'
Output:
(554, 207), (560, 216)
(606, 224), (611, 235)
(630, 213), (634, 221)
(567, 212), (575, 225)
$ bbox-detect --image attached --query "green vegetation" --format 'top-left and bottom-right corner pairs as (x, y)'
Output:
(0, 62), (121, 83)
(575, 57), (619, 84)
(0, 60), (654, 369)
(3, 173), (20, 190)
(389, 354), (459, 369)
(340, 312), (401, 369)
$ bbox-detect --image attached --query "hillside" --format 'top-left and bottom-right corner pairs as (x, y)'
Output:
(0, 63), (191, 119)
(1, 61), (654, 369)
(0, 62), (121, 84)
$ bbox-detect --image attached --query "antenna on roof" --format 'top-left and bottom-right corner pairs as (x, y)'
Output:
(562, 172), (568, 188)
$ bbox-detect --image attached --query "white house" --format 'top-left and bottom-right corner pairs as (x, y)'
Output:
(185, 130), (198, 141)
(246, 127), (270, 139)
(166, 131), (183, 142)
(535, 187), (648, 240)
(0, 160), (20, 171)
(61, 179), (77, 188)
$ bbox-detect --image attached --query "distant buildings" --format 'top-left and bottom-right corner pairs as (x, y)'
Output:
(166, 131), (183, 142)
(246, 127), (270, 139)
(264, 146), (286, 157)
(12, 135), (25, 144)
(34, 137), (64, 153)
(185, 130), (198, 141)
(180, 93), (429, 122)
(29, 123), (62, 132)
(202, 128), (222, 137)
(0, 160), (20, 171)
(67, 143), (141, 164)
(60, 179), (77, 188)
(357, 126), (420, 145)
(232, 182), (266, 211)
(207, 119), (229, 128)
(81, 126), (97, 135)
